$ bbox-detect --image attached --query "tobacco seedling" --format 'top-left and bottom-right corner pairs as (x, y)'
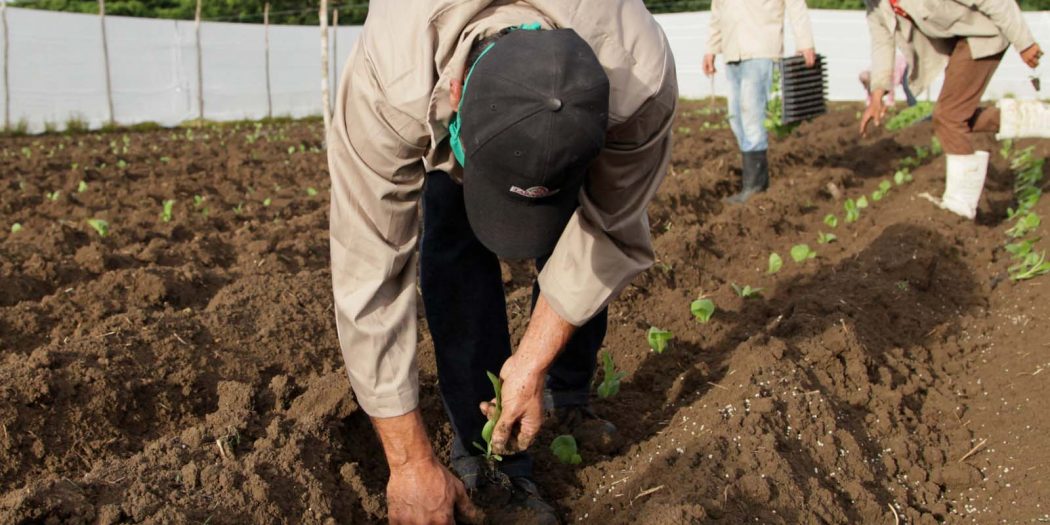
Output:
(1009, 250), (1050, 281)
(731, 283), (763, 299)
(194, 195), (205, 208)
(647, 326), (673, 354)
(550, 435), (582, 465)
(893, 168), (913, 186)
(77, 181), (88, 193)
(999, 139), (1014, 160)
(930, 137), (943, 156)
(817, 232), (837, 244)
(856, 196), (869, 209)
(790, 244), (816, 263)
(767, 252), (783, 274)
(161, 199), (176, 222)
(872, 180), (893, 202)
(86, 218), (109, 238)
(263, 197), (272, 207)
(11, 223), (22, 234)
(844, 198), (860, 223)
(46, 191), (61, 202)
(1006, 212), (1040, 239)
(472, 371), (503, 462)
(233, 202), (244, 215)
(306, 187), (319, 197)
(690, 297), (716, 323)
(823, 214), (838, 228)
(597, 351), (626, 398)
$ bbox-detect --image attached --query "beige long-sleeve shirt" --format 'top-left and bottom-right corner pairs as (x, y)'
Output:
(706, 0), (815, 62)
(864, 0), (1037, 95)
(327, 0), (677, 418)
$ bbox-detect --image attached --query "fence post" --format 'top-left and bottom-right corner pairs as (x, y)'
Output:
(194, 0), (203, 122)
(98, 0), (115, 126)
(320, 0), (331, 134)
(264, 2), (272, 119)
(331, 8), (338, 108)
(1, 0), (9, 130)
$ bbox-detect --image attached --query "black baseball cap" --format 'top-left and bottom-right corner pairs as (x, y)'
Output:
(458, 28), (610, 260)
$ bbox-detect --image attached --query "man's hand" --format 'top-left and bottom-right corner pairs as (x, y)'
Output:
(388, 457), (481, 525)
(799, 48), (817, 68)
(1020, 43), (1042, 69)
(480, 295), (576, 455)
(703, 53), (717, 77)
(860, 89), (888, 136)
(373, 411), (482, 525)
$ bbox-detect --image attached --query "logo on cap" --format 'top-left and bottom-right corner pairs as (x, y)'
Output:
(510, 185), (561, 199)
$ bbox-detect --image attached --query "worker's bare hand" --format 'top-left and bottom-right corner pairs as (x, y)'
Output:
(860, 91), (887, 136)
(1020, 43), (1042, 69)
(799, 48), (817, 68)
(703, 53), (717, 77)
(480, 353), (545, 455)
(387, 457), (482, 525)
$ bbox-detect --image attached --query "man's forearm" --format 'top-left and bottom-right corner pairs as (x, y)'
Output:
(512, 294), (577, 374)
(372, 409), (436, 470)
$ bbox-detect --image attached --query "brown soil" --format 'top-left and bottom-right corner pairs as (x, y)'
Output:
(1, 104), (1048, 525)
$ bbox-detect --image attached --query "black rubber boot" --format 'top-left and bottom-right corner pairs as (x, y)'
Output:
(725, 150), (770, 204)
(453, 456), (560, 525)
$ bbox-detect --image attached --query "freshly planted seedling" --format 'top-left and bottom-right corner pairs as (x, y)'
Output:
(86, 218), (110, 238)
(11, 223), (22, 234)
(77, 180), (88, 193)
(844, 198), (860, 223)
(790, 244), (816, 263)
(550, 435), (582, 465)
(731, 283), (763, 298)
(1009, 250), (1050, 281)
(263, 197), (273, 207)
(472, 371), (503, 462)
(194, 195), (205, 208)
(233, 202), (244, 215)
(856, 196), (869, 209)
(930, 137), (943, 156)
(767, 252), (783, 274)
(690, 297), (716, 323)
(161, 199), (176, 222)
(817, 232), (837, 244)
(1006, 212), (1040, 239)
(1000, 138), (1014, 160)
(306, 187), (319, 197)
(647, 327), (673, 354)
(893, 168), (913, 186)
(46, 191), (61, 202)
(823, 214), (838, 228)
(597, 351), (626, 398)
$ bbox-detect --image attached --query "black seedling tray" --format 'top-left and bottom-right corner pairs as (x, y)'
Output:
(780, 54), (827, 125)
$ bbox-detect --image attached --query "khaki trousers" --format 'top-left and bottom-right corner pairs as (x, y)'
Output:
(932, 38), (1005, 155)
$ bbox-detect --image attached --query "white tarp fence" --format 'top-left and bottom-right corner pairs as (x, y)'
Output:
(1, 7), (1047, 132)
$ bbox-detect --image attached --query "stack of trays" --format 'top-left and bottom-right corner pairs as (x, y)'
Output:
(780, 54), (827, 125)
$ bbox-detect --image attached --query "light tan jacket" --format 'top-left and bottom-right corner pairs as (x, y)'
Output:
(327, 0), (677, 418)
(706, 0), (815, 62)
(864, 0), (1036, 94)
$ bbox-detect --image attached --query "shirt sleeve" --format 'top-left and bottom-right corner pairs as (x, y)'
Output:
(707, 0), (723, 55)
(536, 60), (678, 327)
(971, 0), (1036, 53)
(327, 42), (428, 418)
(865, 1), (896, 94)
(785, 0), (816, 51)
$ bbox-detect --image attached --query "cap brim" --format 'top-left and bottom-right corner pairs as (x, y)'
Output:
(464, 167), (583, 260)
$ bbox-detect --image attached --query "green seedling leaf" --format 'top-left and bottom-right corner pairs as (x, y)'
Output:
(856, 196), (869, 209)
(1005, 239), (1037, 259)
(194, 195), (205, 208)
(1009, 250), (1050, 281)
(117, 159), (127, 169)
(473, 371), (503, 461)
(999, 138), (1014, 159)
(263, 197), (272, 207)
(930, 137), (943, 156)
(790, 244), (816, 263)
(77, 180), (88, 193)
(879, 180), (892, 193)
(817, 232), (837, 244)
(646, 326), (674, 354)
(1006, 212), (1040, 239)
(767, 252), (783, 274)
(690, 298), (716, 323)
(731, 283), (763, 298)
(844, 199), (860, 223)
(871, 190), (884, 202)
(46, 191), (61, 202)
(823, 214), (838, 229)
(11, 223), (23, 234)
(306, 187), (319, 197)
(550, 435), (582, 465)
(287, 146), (296, 155)
(597, 351), (626, 398)
(86, 218), (109, 238)
(161, 199), (176, 222)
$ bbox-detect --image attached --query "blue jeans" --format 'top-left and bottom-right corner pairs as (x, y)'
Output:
(419, 170), (608, 479)
(726, 58), (774, 152)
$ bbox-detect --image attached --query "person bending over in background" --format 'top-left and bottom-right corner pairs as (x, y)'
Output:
(327, 1), (676, 523)
(860, 51), (917, 108)
(860, 0), (1047, 219)
(703, 0), (817, 204)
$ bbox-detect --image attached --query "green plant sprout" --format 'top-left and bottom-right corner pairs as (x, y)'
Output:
(11, 223), (23, 234)
(472, 371), (503, 462)
(856, 196), (869, 209)
(117, 159), (127, 169)
(1006, 212), (1040, 239)
(1009, 250), (1050, 281)
(287, 146), (296, 155)
(823, 214), (838, 228)
(306, 187), (319, 197)
(194, 195), (205, 208)
(263, 197), (272, 207)
(233, 202), (244, 215)
(86, 218), (109, 238)
(999, 138), (1014, 159)
(161, 199), (176, 222)
(930, 137), (943, 156)
(767, 252), (783, 274)
(646, 327), (673, 354)
(893, 168), (914, 186)
(790, 244), (817, 263)
(690, 297), (716, 323)
(731, 283), (763, 298)
(597, 351), (626, 398)
(885, 101), (933, 131)
(844, 198), (860, 223)
(550, 435), (582, 465)
(817, 232), (837, 244)
(46, 191), (61, 202)
(77, 181), (88, 193)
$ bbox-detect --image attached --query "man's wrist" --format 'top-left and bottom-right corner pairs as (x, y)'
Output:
(371, 410), (436, 472)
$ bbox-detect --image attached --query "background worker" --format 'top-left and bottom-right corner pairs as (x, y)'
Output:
(327, 1), (676, 523)
(703, 0), (817, 204)
(860, 0), (1047, 219)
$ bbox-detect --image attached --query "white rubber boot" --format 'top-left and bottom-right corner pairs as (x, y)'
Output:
(940, 151), (989, 220)
(996, 99), (1050, 140)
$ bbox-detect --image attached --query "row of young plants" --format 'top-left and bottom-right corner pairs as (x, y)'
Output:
(1000, 141), (1050, 281)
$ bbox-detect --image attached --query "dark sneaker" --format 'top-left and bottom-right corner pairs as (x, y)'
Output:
(548, 405), (621, 455)
(454, 456), (559, 525)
